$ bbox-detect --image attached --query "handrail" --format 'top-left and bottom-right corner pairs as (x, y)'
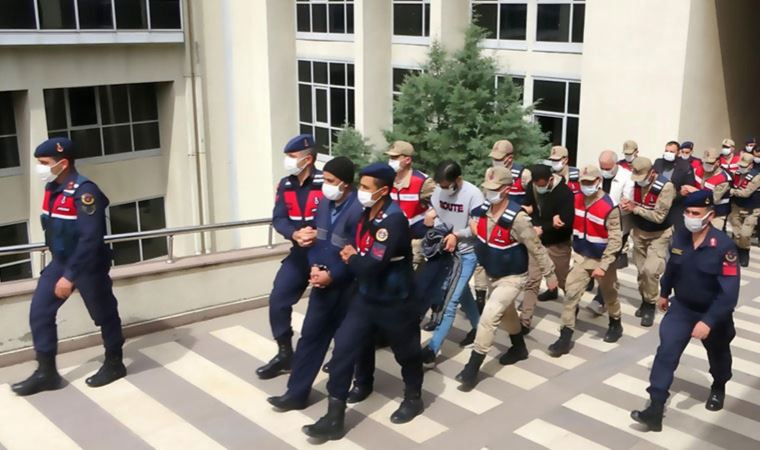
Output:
(0, 218), (276, 266)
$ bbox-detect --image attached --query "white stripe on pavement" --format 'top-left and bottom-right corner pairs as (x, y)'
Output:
(683, 343), (760, 376)
(514, 418), (610, 450)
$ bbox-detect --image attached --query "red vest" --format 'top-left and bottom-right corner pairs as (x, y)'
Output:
(390, 170), (428, 225)
(279, 173), (324, 223)
(694, 166), (730, 191)
(509, 163), (526, 198)
(42, 189), (78, 221)
(477, 214), (519, 250)
(720, 154), (740, 174)
(572, 193), (614, 259)
(618, 159), (632, 171)
(566, 167), (581, 194)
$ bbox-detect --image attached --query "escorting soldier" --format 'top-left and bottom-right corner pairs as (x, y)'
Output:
(619, 139), (639, 171)
(12, 138), (126, 396)
(631, 190), (739, 432)
(303, 163), (423, 440)
(549, 166), (624, 357)
(490, 139), (529, 204)
(267, 157), (362, 411)
(678, 141), (702, 171)
(620, 157), (675, 327)
(728, 152), (760, 267)
(547, 146), (580, 194)
(684, 148), (731, 230)
(257, 134), (323, 380)
(456, 166), (557, 391)
(719, 138), (740, 175)
(386, 140), (435, 240)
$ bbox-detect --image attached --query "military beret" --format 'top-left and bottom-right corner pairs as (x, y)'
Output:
(680, 141), (694, 149)
(34, 138), (75, 159)
(283, 133), (317, 153)
(683, 190), (713, 208)
(359, 162), (396, 187)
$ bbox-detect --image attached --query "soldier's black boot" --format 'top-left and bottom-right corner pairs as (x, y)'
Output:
(11, 353), (63, 396)
(302, 397), (346, 440)
(738, 248), (750, 267)
(604, 317), (624, 343)
(499, 333), (529, 365)
(706, 384), (725, 411)
(548, 327), (574, 357)
(346, 383), (373, 404)
(86, 350), (127, 387)
(268, 391), (308, 412)
(256, 338), (293, 380)
(390, 390), (424, 424)
(631, 400), (664, 432)
(455, 351), (485, 392)
(537, 288), (559, 302)
(640, 302), (656, 327)
(475, 289), (487, 314)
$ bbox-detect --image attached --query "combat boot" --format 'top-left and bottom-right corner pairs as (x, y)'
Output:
(268, 391), (308, 411)
(640, 302), (656, 327)
(499, 333), (529, 365)
(706, 384), (725, 411)
(631, 400), (664, 432)
(86, 350), (127, 387)
(346, 383), (373, 404)
(604, 317), (623, 343)
(302, 397), (346, 440)
(537, 288), (558, 302)
(256, 338), (292, 380)
(475, 290), (487, 314)
(390, 390), (424, 424)
(548, 327), (574, 357)
(455, 351), (485, 392)
(11, 353), (63, 396)
(738, 248), (750, 267)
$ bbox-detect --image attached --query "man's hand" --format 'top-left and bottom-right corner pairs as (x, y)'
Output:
(424, 209), (437, 227)
(469, 219), (478, 236)
(293, 227), (316, 247)
(54, 277), (74, 300)
(340, 245), (357, 263)
(657, 296), (669, 312)
(692, 321), (711, 340)
(443, 233), (458, 252)
(680, 185), (698, 196)
(620, 199), (636, 213)
(591, 267), (606, 279)
(552, 215), (565, 229)
(522, 205), (534, 215)
(533, 226), (543, 237)
(310, 268), (333, 288)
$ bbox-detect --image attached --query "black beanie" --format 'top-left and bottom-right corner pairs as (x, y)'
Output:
(323, 156), (355, 184)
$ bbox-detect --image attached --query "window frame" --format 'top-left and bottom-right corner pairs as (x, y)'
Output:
(106, 195), (167, 265)
(495, 73), (526, 105)
(392, 66), (423, 101)
(297, 58), (356, 155)
(391, 0), (430, 46)
(295, 0), (355, 42)
(45, 83), (162, 164)
(471, 0), (529, 50)
(531, 75), (581, 162)
(534, 0), (584, 54)
(0, 220), (33, 282)
(0, 91), (22, 177)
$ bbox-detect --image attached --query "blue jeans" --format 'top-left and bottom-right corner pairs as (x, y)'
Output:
(428, 251), (480, 353)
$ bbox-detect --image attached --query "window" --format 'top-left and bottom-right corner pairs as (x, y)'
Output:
(108, 197), (167, 265)
(536, 0), (584, 44)
(393, 67), (422, 101)
(44, 83), (161, 159)
(0, 222), (32, 282)
(393, 1), (430, 38)
(472, 1), (527, 42)
(495, 74), (524, 102)
(0, 92), (20, 170)
(296, 0), (354, 37)
(532, 78), (580, 164)
(298, 60), (355, 153)
(0, 0), (181, 30)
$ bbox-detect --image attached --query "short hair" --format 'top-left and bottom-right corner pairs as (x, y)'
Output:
(373, 175), (393, 191)
(433, 160), (462, 183)
(666, 141), (680, 149)
(530, 163), (552, 182)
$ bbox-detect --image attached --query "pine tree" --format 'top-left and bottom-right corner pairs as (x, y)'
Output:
(384, 25), (549, 182)
(331, 125), (378, 169)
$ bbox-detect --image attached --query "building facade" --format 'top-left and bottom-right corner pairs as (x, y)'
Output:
(1, 0), (758, 281)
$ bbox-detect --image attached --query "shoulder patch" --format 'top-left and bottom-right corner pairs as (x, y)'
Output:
(81, 193), (95, 205)
(723, 249), (738, 276)
(375, 228), (389, 242)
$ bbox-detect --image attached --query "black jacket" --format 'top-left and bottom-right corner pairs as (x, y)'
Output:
(523, 177), (575, 246)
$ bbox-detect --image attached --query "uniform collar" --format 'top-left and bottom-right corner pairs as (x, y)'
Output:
(48, 170), (79, 193)
(395, 168), (412, 189)
(289, 166), (315, 187)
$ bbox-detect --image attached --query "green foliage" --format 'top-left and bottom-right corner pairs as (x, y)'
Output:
(384, 25), (549, 182)
(331, 126), (378, 169)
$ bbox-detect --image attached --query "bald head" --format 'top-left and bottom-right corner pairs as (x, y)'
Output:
(598, 150), (619, 179)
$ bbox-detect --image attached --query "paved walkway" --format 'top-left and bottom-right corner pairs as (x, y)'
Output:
(1, 254), (760, 449)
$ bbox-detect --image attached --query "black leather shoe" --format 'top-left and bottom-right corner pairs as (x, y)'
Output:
(346, 384), (372, 404)
(86, 357), (127, 388)
(268, 392), (308, 411)
(631, 401), (664, 432)
(390, 395), (424, 424)
(537, 288), (559, 302)
(498, 334), (529, 365)
(421, 346), (436, 369)
(455, 351), (485, 392)
(303, 397), (345, 440)
(705, 388), (725, 411)
(422, 318), (438, 332)
(459, 329), (477, 347)
(256, 339), (293, 380)
(640, 302), (655, 327)
(11, 354), (63, 397)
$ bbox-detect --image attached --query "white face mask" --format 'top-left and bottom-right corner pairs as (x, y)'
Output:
(492, 159), (503, 168)
(636, 178), (651, 188)
(624, 154), (636, 163)
(703, 163), (715, 173)
(550, 160), (564, 172)
(485, 189), (503, 204)
(754, 157), (760, 164)
(600, 168), (616, 179)
(36, 160), (63, 183)
(746, 145), (754, 153)
(680, 153), (691, 160)
(663, 152), (676, 162)
(322, 182), (343, 201)
(388, 159), (401, 172)
(721, 146), (732, 156)
(284, 155), (306, 176)
(440, 182), (458, 197)
(357, 189), (381, 208)
(683, 213), (711, 233)
(535, 185), (549, 195)
(581, 183), (599, 197)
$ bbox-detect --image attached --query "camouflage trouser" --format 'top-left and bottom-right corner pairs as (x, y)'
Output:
(473, 265), (489, 292)
(632, 227), (672, 304)
(728, 204), (760, 249)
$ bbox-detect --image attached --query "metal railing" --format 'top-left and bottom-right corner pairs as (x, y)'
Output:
(0, 218), (276, 270)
